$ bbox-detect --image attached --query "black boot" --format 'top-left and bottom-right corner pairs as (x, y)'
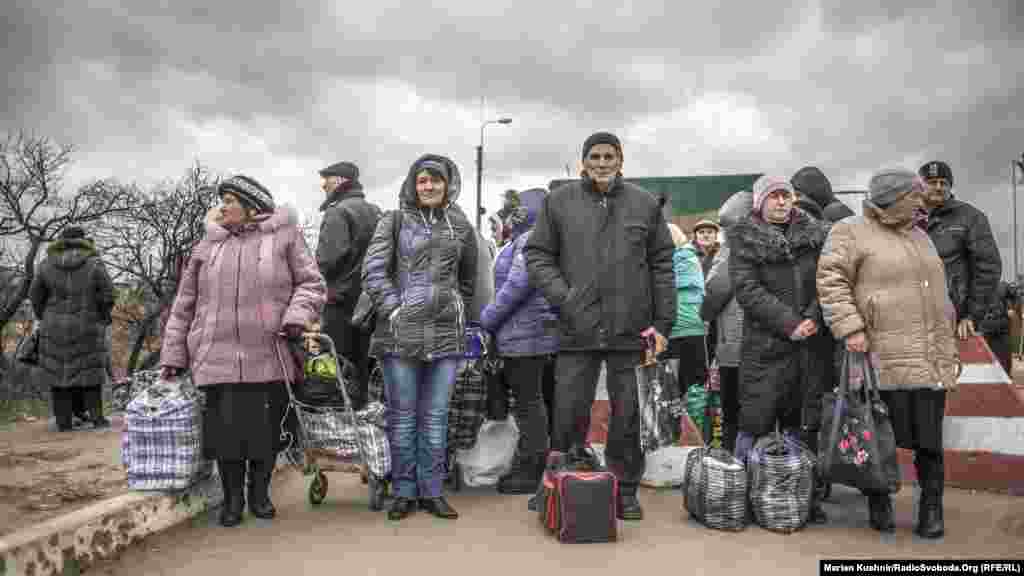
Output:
(809, 477), (828, 524)
(218, 460), (245, 527)
(388, 497), (416, 521)
(915, 451), (944, 539)
(419, 497), (459, 519)
(867, 493), (895, 533)
(618, 486), (644, 521)
(247, 459), (277, 519)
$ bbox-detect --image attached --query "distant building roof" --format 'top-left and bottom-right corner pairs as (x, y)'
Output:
(548, 174), (763, 216)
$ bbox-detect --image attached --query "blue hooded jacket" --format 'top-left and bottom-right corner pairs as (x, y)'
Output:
(480, 188), (559, 357)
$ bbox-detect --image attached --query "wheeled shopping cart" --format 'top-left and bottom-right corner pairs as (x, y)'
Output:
(275, 332), (390, 510)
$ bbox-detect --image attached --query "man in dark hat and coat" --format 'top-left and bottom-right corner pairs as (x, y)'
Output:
(919, 160), (1007, 373)
(525, 131), (676, 521)
(316, 161), (382, 409)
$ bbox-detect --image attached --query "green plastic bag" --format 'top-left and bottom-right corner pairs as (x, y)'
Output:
(685, 384), (708, 436)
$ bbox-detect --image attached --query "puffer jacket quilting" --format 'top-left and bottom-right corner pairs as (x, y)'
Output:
(362, 155), (478, 361)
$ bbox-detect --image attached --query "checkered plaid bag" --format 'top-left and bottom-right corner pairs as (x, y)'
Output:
(122, 374), (212, 491)
(294, 401), (390, 478)
(683, 447), (748, 531)
(448, 360), (487, 452)
(747, 432), (815, 533)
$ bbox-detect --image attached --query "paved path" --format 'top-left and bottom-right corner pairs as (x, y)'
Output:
(92, 468), (1023, 576)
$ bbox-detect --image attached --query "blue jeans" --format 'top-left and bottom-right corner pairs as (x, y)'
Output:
(382, 356), (459, 499)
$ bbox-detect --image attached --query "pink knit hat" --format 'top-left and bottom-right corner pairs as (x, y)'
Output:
(752, 175), (795, 216)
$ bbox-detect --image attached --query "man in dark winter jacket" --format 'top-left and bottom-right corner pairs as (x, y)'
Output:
(525, 132), (676, 521)
(791, 166), (855, 224)
(919, 161), (1007, 372)
(316, 161), (382, 409)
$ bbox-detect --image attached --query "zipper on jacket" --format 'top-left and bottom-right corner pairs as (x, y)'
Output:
(234, 238), (243, 381)
(903, 231), (938, 386)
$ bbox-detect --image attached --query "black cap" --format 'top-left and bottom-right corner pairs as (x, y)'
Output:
(582, 132), (623, 160)
(319, 161), (360, 182)
(919, 161), (953, 186)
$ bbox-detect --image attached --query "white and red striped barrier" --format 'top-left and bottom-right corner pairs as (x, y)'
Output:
(585, 338), (1024, 494)
(897, 335), (1024, 495)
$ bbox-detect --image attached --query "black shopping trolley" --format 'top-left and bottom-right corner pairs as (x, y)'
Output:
(275, 332), (391, 510)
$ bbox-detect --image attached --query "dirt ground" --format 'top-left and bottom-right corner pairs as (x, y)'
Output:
(2, 357), (1023, 540)
(0, 415), (127, 537)
(90, 470), (1023, 576)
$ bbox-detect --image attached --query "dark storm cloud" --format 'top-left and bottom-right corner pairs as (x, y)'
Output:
(1, 0), (1022, 273)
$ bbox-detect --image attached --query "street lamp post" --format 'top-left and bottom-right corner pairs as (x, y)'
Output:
(476, 117), (513, 230)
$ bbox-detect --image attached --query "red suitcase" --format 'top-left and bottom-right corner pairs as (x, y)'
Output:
(539, 451), (618, 543)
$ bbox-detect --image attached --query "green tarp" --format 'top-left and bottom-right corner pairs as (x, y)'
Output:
(547, 174), (762, 216)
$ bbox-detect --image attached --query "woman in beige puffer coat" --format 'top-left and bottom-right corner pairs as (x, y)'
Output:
(816, 168), (958, 539)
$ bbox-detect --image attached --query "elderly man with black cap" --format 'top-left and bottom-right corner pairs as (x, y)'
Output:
(818, 168), (959, 538)
(316, 161), (382, 410)
(919, 161), (1006, 372)
(525, 132), (676, 521)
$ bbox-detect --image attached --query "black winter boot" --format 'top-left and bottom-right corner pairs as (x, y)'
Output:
(867, 493), (895, 533)
(247, 459), (277, 519)
(915, 451), (944, 539)
(617, 485), (644, 521)
(218, 460), (245, 527)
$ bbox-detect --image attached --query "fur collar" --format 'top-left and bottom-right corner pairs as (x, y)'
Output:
(204, 205), (299, 242)
(729, 208), (829, 264)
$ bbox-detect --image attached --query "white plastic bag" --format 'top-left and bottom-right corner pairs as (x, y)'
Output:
(455, 415), (519, 487)
(641, 445), (697, 488)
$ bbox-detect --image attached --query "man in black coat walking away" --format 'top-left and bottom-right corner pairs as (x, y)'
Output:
(525, 132), (676, 521)
(919, 161), (1007, 373)
(316, 162), (382, 409)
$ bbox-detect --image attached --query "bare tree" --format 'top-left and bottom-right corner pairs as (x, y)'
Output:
(0, 132), (135, 333)
(92, 162), (219, 372)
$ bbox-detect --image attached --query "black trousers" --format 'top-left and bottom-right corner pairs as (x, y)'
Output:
(503, 356), (550, 460)
(719, 366), (740, 454)
(322, 303), (372, 410)
(554, 351), (643, 494)
(984, 331), (1012, 376)
(52, 386), (102, 430)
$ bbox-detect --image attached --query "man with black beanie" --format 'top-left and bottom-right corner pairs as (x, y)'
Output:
(919, 161), (1008, 373)
(525, 131), (676, 521)
(316, 161), (382, 409)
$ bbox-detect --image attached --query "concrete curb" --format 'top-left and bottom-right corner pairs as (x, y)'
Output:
(0, 472), (222, 576)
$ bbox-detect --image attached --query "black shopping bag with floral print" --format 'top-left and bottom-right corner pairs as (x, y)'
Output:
(817, 351), (901, 495)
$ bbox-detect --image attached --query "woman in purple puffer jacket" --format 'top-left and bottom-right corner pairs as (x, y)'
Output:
(160, 175), (326, 528)
(480, 187), (559, 500)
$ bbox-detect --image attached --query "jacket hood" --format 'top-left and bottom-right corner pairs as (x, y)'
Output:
(47, 238), (97, 270)
(791, 166), (834, 208)
(822, 200), (855, 222)
(400, 154), (462, 209)
(204, 204), (300, 241)
(718, 190), (753, 230)
(796, 196), (825, 220)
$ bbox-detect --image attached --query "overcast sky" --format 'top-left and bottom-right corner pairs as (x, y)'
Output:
(2, 1), (1022, 275)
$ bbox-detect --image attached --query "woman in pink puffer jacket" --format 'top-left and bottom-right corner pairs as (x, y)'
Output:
(160, 175), (325, 527)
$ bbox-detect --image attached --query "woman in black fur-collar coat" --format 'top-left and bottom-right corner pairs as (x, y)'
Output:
(729, 175), (832, 523)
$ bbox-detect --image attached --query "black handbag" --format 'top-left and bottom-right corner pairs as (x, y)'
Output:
(15, 326), (40, 366)
(350, 210), (403, 332)
(818, 351), (901, 495)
